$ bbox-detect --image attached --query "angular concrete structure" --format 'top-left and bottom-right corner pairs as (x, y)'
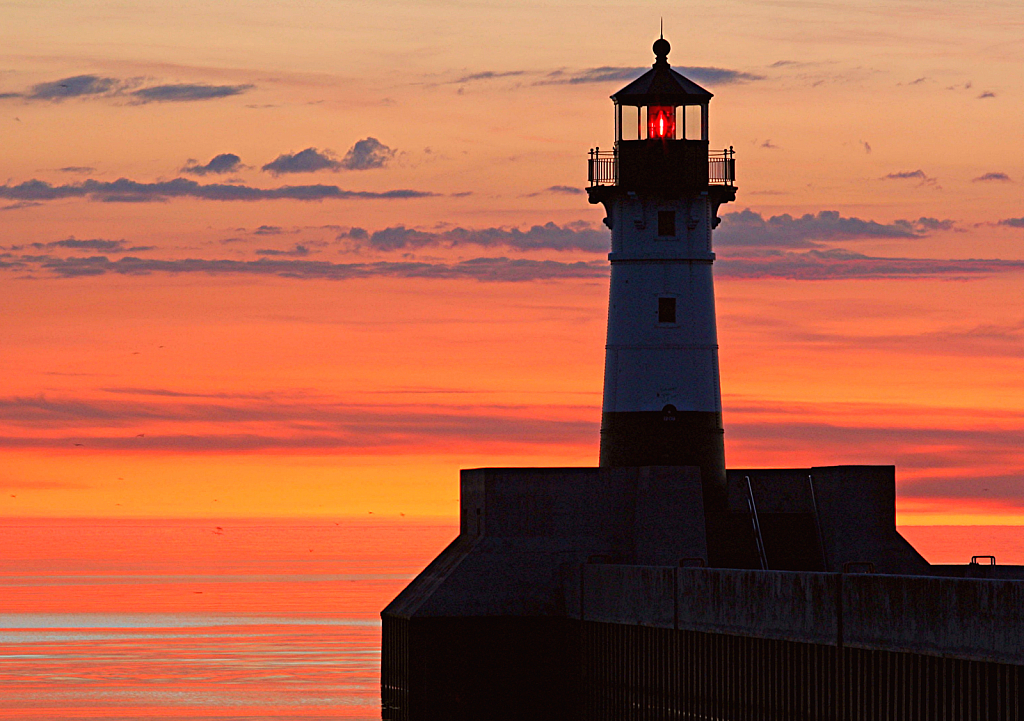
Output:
(381, 38), (1024, 721)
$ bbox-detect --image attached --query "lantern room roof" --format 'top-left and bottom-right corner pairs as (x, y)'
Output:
(611, 38), (713, 107)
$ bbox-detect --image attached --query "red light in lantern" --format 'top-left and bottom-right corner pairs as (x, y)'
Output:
(647, 106), (676, 139)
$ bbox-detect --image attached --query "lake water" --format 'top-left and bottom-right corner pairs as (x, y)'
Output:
(0, 519), (1020, 718)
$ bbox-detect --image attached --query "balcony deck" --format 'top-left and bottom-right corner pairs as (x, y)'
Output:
(588, 145), (735, 189)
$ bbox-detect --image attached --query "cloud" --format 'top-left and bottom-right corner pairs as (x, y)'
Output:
(262, 148), (341, 175)
(913, 217), (956, 231)
(130, 83), (252, 103)
(715, 209), (951, 248)
(37, 238), (132, 252)
(349, 221), (607, 252)
(19, 248), (1015, 283)
(902, 473), (1024, 504)
(711, 395), (1024, 509)
(760, 139), (780, 149)
(259, 139), (399, 179)
(182, 153), (243, 176)
(860, 140), (871, 154)
(6, 75), (253, 104)
(545, 185), (584, 195)
(340, 137), (395, 170)
(10, 253), (607, 282)
(454, 71), (526, 84)
(882, 169), (939, 186)
(999, 217), (1024, 228)
(2, 237), (152, 252)
(728, 417), (1024, 496)
(255, 244), (311, 257)
(729, 317), (1024, 360)
(58, 166), (95, 174)
(252, 225), (283, 235)
(0, 393), (598, 452)
(977, 91), (996, 99)
(539, 67), (646, 85)
(717, 248), (1024, 281)
(0, 177), (436, 202)
(340, 227), (369, 240)
(26, 75), (118, 100)
(538, 65), (763, 86)
(973, 172), (1011, 183)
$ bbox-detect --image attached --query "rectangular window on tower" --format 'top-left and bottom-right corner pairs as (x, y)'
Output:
(658, 297), (677, 324)
(658, 211), (676, 237)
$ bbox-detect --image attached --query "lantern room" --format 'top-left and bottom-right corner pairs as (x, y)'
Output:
(613, 38), (710, 143)
(588, 37), (735, 195)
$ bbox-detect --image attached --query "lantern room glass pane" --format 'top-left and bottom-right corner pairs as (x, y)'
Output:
(621, 106), (640, 141)
(647, 105), (676, 139)
(685, 105), (703, 140)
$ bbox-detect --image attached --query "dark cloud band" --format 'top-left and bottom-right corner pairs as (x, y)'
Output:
(3, 248), (1023, 283)
(716, 209), (954, 248)
(350, 222), (607, 252)
(131, 83), (252, 103)
(18, 254), (607, 282)
(716, 248), (1024, 280)
(0, 394), (597, 451)
(0, 178), (435, 202)
(1, 74), (253, 103)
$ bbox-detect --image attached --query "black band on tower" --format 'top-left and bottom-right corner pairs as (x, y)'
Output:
(599, 409), (727, 510)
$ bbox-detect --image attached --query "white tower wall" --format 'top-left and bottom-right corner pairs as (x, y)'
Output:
(603, 194), (722, 417)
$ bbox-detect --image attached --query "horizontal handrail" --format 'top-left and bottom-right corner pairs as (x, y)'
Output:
(588, 146), (735, 187)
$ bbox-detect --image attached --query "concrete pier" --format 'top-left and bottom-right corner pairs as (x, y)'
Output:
(381, 465), (1024, 720)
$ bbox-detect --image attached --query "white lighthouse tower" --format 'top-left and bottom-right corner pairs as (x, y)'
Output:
(588, 37), (737, 509)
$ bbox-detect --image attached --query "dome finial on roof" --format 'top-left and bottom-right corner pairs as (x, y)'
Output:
(653, 34), (671, 65)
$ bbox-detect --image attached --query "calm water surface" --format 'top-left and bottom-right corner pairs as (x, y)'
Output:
(0, 520), (1019, 718)
(0, 519), (456, 719)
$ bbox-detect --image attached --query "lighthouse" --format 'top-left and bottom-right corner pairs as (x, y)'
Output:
(587, 37), (736, 509)
(382, 38), (953, 721)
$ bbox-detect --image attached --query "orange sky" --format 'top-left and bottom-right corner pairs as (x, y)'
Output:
(1, 0), (1022, 523)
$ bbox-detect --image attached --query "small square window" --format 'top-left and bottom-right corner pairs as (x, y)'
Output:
(658, 297), (676, 324)
(658, 211), (676, 237)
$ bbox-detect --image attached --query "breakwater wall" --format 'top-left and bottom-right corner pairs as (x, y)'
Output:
(569, 565), (1024, 720)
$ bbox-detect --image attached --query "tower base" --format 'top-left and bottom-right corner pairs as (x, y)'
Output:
(600, 409), (726, 508)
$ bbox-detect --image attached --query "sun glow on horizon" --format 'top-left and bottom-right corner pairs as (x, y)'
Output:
(0, 0), (1021, 525)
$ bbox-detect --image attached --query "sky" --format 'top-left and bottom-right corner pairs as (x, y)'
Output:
(1, 0), (1022, 523)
